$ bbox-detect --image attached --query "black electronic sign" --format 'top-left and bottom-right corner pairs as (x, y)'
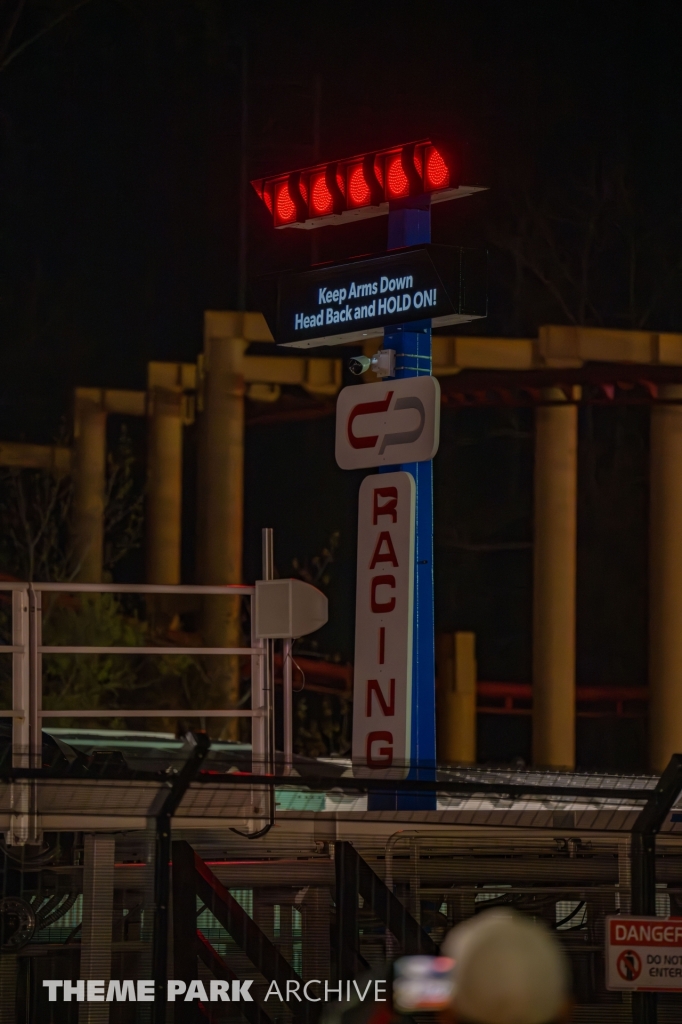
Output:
(260, 245), (487, 349)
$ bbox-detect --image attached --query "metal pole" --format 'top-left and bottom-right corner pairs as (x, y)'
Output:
(262, 528), (275, 775)
(9, 587), (30, 846)
(151, 732), (210, 1024)
(170, 840), (199, 1024)
(283, 637), (293, 774)
(250, 589), (267, 776)
(27, 585), (41, 844)
(372, 198), (435, 809)
(334, 841), (359, 983)
(11, 589), (29, 769)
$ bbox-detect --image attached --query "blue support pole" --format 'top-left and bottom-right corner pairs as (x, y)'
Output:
(369, 197), (436, 811)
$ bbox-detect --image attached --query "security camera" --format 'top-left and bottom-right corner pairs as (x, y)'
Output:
(348, 349), (396, 378)
(349, 356), (371, 376)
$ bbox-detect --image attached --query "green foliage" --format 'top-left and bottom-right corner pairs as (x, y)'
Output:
(294, 693), (350, 759)
(291, 530), (340, 590)
(290, 531), (351, 757)
(103, 425), (144, 573)
(42, 593), (146, 720)
(40, 593), (235, 727)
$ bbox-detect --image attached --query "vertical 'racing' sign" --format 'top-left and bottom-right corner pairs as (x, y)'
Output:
(352, 472), (415, 776)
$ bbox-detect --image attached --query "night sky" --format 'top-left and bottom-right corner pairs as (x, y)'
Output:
(1, 0), (681, 768)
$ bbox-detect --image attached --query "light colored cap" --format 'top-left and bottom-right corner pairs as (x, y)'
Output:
(441, 909), (570, 1024)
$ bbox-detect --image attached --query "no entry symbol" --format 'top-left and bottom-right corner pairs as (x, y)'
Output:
(617, 949), (642, 982)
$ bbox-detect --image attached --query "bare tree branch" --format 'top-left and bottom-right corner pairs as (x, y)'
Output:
(0, 0), (95, 73)
(0, 0), (26, 64)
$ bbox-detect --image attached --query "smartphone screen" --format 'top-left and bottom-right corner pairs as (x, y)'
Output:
(392, 955), (456, 1013)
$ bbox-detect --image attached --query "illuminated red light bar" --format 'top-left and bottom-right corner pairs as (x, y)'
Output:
(251, 139), (484, 230)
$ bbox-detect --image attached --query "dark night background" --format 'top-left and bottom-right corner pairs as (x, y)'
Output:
(1, 0), (681, 770)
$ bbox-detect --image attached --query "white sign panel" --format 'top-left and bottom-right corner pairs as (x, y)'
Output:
(352, 471), (415, 777)
(606, 916), (682, 991)
(335, 376), (440, 470)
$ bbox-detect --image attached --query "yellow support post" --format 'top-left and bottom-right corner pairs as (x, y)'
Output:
(146, 386), (183, 585)
(145, 364), (195, 585)
(649, 385), (682, 771)
(198, 312), (270, 738)
(532, 389), (578, 769)
(72, 390), (108, 583)
(436, 631), (477, 764)
(71, 388), (146, 583)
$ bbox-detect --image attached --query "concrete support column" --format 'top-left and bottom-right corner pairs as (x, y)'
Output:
(73, 391), (107, 582)
(146, 387), (183, 584)
(649, 384), (682, 771)
(79, 833), (115, 1024)
(532, 390), (578, 769)
(197, 312), (247, 740)
(436, 631), (477, 764)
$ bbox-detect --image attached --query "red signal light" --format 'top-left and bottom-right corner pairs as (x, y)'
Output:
(424, 146), (449, 190)
(385, 153), (409, 199)
(251, 139), (468, 229)
(273, 173), (307, 226)
(347, 163), (371, 207)
(310, 170), (333, 216)
(275, 180), (297, 224)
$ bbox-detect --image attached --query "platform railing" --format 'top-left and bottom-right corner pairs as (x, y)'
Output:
(1, 581), (272, 776)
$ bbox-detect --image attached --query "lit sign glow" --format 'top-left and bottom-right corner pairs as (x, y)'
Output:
(352, 471), (415, 777)
(252, 139), (485, 230)
(261, 245), (487, 348)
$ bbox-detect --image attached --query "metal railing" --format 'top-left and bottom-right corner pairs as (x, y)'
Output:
(1, 581), (272, 775)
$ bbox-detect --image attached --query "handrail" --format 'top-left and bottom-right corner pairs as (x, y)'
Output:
(30, 582), (254, 595)
(1, 581), (274, 839)
(38, 645), (262, 655)
(39, 709), (261, 718)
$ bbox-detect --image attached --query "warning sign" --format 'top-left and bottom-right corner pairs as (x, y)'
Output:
(606, 916), (682, 991)
(616, 949), (642, 982)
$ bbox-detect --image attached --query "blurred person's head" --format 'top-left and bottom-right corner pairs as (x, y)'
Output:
(440, 909), (571, 1024)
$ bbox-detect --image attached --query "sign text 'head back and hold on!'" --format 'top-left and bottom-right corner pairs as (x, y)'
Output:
(260, 244), (487, 349)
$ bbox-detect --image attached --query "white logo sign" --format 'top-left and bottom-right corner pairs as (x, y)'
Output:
(352, 471), (415, 777)
(335, 376), (440, 470)
(606, 915), (682, 991)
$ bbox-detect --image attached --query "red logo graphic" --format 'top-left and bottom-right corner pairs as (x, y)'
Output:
(617, 949), (642, 982)
(347, 393), (393, 449)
